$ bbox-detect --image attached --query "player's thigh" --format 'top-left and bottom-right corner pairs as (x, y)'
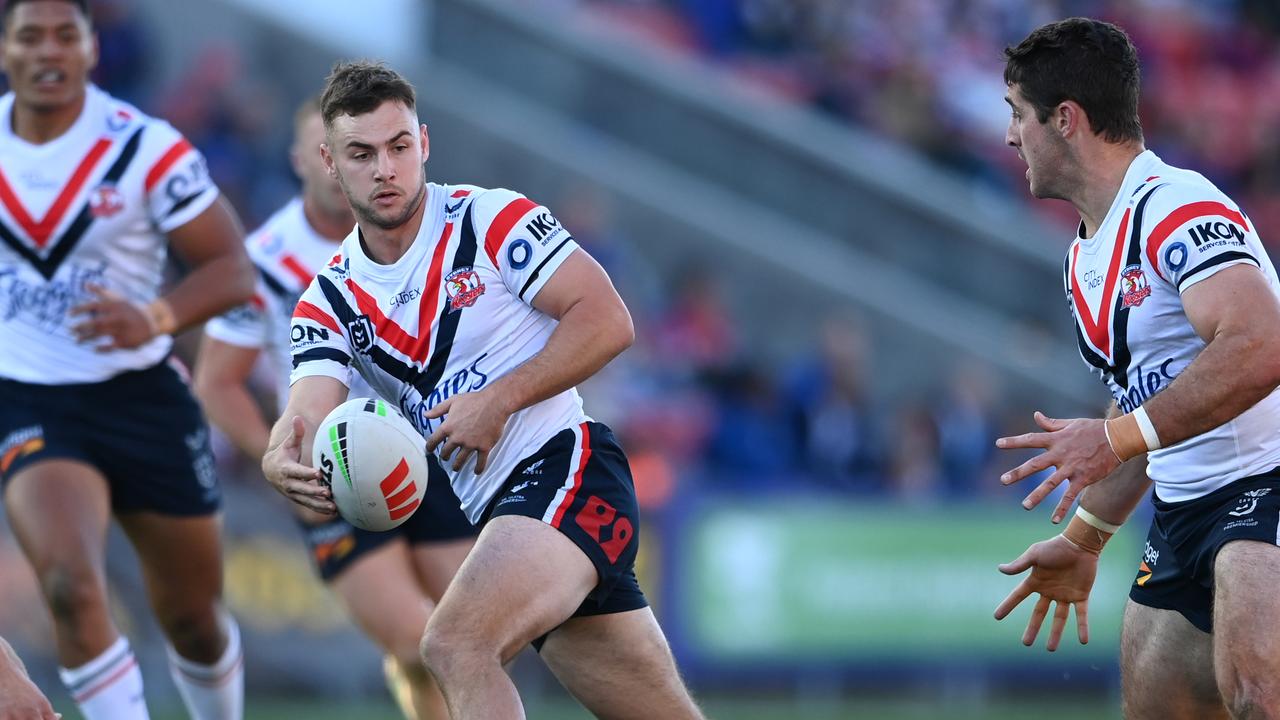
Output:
(409, 537), (473, 602)
(329, 538), (433, 662)
(1212, 540), (1280, 712)
(540, 607), (702, 720)
(1121, 599), (1225, 720)
(424, 515), (596, 664)
(2, 459), (113, 601)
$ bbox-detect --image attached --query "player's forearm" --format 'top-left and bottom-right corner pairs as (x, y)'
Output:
(484, 297), (634, 415)
(1143, 328), (1280, 447)
(1077, 454), (1152, 526)
(196, 381), (271, 460)
(160, 252), (255, 334)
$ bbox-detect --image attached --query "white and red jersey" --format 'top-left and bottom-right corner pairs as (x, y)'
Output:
(0, 85), (219, 384)
(289, 182), (587, 522)
(203, 197), (367, 408)
(1065, 150), (1280, 501)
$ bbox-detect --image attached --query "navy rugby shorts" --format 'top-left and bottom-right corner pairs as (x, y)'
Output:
(481, 421), (648, 634)
(1129, 470), (1280, 632)
(299, 457), (478, 582)
(0, 360), (220, 515)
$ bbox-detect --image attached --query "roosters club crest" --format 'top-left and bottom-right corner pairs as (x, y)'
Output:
(1121, 264), (1152, 308)
(445, 267), (485, 310)
(89, 185), (125, 219)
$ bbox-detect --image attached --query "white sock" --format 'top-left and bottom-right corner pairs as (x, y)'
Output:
(58, 636), (150, 720)
(166, 613), (244, 720)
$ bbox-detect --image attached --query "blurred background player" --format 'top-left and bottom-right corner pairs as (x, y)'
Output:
(194, 94), (476, 720)
(993, 17), (1280, 719)
(263, 60), (703, 720)
(0, 1), (253, 718)
(0, 634), (58, 720)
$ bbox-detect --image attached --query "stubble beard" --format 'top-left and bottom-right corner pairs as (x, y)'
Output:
(342, 165), (427, 231)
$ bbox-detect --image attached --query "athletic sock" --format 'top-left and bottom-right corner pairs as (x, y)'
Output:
(59, 636), (150, 720)
(166, 613), (244, 720)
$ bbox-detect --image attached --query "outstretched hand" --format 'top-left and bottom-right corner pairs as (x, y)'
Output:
(261, 415), (336, 515)
(996, 411), (1120, 523)
(994, 534), (1099, 651)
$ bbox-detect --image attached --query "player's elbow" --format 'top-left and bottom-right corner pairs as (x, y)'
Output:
(607, 302), (635, 356)
(226, 252), (257, 306)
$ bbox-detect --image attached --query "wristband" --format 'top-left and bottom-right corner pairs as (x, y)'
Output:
(1075, 506), (1123, 534)
(1132, 406), (1162, 452)
(1061, 512), (1113, 556)
(145, 298), (177, 337)
(1104, 412), (1147, 462)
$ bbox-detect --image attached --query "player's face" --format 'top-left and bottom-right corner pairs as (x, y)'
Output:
(1005, 84), (1069, 200)
(0, 1), (97, 113)
(321, 100), (429, 231)
(293, 112), (352, 220)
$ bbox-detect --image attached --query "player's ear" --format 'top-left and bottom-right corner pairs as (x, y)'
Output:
(1057, 100), (1082, 139)
(319, 143), (338, 179)
(419, 123), (430, 163)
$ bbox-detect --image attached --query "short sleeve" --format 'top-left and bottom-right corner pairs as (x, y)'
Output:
(141, 121), (219, 234)
(1145, 194), (1260, 293)
(204, 291), (267, 349)
(288, 277), (353, 388)
(473, 189), (579, 304)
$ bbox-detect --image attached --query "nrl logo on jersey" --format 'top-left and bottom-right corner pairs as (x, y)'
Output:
(1120, 264), (1151, 308)
(89, 184), (125, 219)
(445, 267), (485, 310)
(347, 314), (375, 353)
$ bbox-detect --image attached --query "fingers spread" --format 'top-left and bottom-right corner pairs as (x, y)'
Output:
(994, 579), (1032, 620)
(1046, 600), (1070, 652)
(1022, 595), (1051, 646)
(1021, 469), (1068, 510)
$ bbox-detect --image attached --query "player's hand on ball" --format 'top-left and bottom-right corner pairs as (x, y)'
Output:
(262, 415), (336, 514)
(994, 534), (1099, 651)
(996, 411), (1120, 523)
(68, 285), (155, 351)
(425, 389), (510, 474)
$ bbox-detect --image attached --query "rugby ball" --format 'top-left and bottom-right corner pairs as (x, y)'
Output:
(312, 397), (429, 532)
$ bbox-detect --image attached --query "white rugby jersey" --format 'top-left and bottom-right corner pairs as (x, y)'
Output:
(204, 197), (370, 408)
(290, 182), (588, 522)
(0, 85), (219, 384)
(1065, 150), (1280, 501)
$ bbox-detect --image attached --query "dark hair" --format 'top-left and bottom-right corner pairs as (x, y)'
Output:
(1004, 17), (1143, 144)
(319, 60), (416, 129)
(2, 0), (92, 25)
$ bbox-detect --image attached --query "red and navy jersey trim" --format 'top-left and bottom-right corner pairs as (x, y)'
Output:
(1072, 183), (1165, 390)
(0, 126), (146, 280)
(310, 202), (482, 399)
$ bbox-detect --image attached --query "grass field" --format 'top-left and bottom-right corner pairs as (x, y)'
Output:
(143, 696), (1122, 720)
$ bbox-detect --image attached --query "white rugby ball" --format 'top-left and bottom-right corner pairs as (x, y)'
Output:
(312, 397), (429, 532)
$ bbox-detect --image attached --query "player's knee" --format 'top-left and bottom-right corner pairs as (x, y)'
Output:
(155, 604), (224, 660)
(419, 621), (485, 681)
(40, 565), (107, 628)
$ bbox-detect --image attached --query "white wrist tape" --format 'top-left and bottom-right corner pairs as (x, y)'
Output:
(1075, 506), (1122, 534)
(1133, 405), (1161, 452)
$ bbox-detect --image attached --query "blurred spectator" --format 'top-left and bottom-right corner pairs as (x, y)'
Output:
(782, 313), (884, 492)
